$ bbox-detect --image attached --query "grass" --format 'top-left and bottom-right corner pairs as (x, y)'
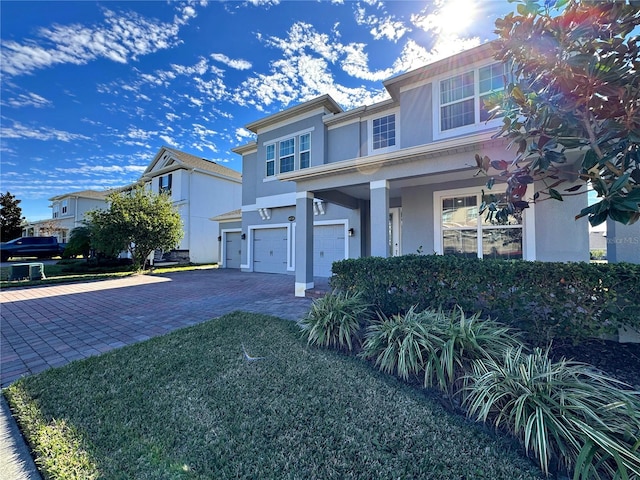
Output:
(0, 260), (217, 288)
(4, 312), (545, 480)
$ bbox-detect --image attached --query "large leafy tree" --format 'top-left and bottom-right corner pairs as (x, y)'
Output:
(1, 191), (24, 241)
(87, 187), (183, 270)
(477, 0), (640, 226)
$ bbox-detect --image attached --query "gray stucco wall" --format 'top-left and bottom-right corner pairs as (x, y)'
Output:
(606, 219), (640, 263)
(241, 150), (258, 207)
(327, 122), (361, 163)
(400, 83), (433, 148)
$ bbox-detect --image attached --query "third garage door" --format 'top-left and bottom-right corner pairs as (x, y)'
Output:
(253, 228), (288, 274)
(314, 224), (345, 277)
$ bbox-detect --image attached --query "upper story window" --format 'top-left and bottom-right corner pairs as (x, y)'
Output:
(279, 138), (295, 173)
(52, 206), (59, 219)
(437, 62), (506, 136)
(372, 114), (396, 150)
(159, 173), (172, 194)
(61, 199), (68, 215)
(299, 133), (311, 169)
(265, 131), (313, 178)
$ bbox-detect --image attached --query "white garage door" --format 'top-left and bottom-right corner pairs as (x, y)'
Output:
(225, 232), (242, 269)
(314, 224), (345, 277)
(253, 228), (288, 273)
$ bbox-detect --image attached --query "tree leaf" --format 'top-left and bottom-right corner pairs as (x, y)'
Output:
(548, 189), (563, 201)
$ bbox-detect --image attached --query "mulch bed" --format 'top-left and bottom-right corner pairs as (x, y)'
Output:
(549, 339), (640, 388)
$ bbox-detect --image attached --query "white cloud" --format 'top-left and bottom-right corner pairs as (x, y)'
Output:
(211, 53), (252, 70)
(159, 134), (179, 147)
(354, 2), (409, 42)
(235, 128), (255, 142)
(1, 5), (200, 77)
(1, 120), (90, 142)
(1, 91), (52, 108)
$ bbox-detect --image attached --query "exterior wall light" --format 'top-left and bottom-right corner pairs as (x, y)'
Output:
(241, 233), (246, 240)
(348, 228), (355, 237)
(217, 235), (222, 241)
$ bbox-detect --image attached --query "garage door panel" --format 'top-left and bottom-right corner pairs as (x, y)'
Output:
(225, 232), (241, 269)
(254, 228), (288, 273)
(314, 225), (345, 277)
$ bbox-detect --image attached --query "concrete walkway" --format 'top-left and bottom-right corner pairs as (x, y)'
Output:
(0, 269), (317, 478)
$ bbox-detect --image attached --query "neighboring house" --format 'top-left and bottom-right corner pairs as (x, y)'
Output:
(140, 146), (242, 264)
(231, 42), (638, 297)
(22, 190), (110, 243)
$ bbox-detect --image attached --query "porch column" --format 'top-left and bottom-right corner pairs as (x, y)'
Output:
(295, 191), (314, 297)
(370, 180), (389, 257)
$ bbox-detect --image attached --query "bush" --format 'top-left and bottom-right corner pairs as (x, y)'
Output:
(362, 306), (522, 399)
(464, 347), (640, 478)
(330, 255), (640, 344)
(297, 290), (370, 351)
(360, 306), (441, 381)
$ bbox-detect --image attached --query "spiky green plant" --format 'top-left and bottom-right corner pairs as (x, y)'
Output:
(360, 306), (442, 380)
(297, 290), (370, 351)
(464, 347), (640, 478)
(423, 307), (523, 397)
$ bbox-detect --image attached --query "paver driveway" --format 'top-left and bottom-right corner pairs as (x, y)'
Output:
(1, 269), (314, 387)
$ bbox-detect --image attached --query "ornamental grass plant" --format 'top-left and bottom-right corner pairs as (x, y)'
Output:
(297, 289), (370, 351)
(464, 347), (640, 479)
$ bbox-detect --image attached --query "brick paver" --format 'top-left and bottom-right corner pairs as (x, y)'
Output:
(1, 269), (314, 387)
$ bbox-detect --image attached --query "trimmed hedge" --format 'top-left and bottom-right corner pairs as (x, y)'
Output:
(330, 255), (640, 344)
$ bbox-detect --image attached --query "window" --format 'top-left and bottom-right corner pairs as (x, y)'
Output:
(438, 191), (522, 260)
(53, 206), (59, 219)
(159, 174), (172, 194)
(265, 131), (312, 178)
(439, 63), (506, 133)
(279, 138), (295, 173)
(266, 144), (275, 177)
(299, 133), (311, 169)
(372, 114), (396, 150)
(479, 63), (506, 122)
(61, 200), (68, 214)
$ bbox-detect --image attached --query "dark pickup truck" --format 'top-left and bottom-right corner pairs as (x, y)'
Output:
(1, 236), (66, 262)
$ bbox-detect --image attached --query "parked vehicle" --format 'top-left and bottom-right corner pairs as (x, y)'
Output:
(1, 236), (66, 262)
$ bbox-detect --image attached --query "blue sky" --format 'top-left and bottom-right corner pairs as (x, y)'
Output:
(1, 0), (515, 221)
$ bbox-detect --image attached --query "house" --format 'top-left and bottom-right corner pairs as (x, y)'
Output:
(140, 146), (242, 264)
(229, 42), (638, 296)
(22, 190), (110, 242)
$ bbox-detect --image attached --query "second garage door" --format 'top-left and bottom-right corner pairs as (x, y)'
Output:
(314, 224), (345, 277)
(253, 228), (288, 273)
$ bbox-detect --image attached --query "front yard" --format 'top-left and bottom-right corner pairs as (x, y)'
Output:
(4, 312), (544, 479)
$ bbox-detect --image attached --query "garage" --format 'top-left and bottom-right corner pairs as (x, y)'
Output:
(313, 224), (346, 277)
(253, 227), (288, 273)
(224, 232), (242, 268)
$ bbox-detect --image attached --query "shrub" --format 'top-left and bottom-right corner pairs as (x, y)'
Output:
(297, 290), (370, 351)
(464, 347), (640, 478)
(360, 306), (442, 381)
(330, 255), (640, 344)
(422, 308), (523, 398)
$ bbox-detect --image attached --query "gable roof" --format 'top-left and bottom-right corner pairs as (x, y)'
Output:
(49, 189), (111, 202)
(210, 209), (241, 222)
(142, 146), (242, 182)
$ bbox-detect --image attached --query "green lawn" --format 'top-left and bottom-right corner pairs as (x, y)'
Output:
(0, 261), (217, 288)
(4, 312), (544, 480)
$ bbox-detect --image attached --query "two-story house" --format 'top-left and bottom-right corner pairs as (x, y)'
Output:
(140, 146), (242, 264)
(231, 42), (638, 296)
(22, 190), (111, 242)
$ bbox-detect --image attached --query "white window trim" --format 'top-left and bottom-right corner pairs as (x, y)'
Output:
(432, 62), (505, 141)
(433, 185), (536, 260)
(263, 128), (314, 179)
(367, 109), (399, 156)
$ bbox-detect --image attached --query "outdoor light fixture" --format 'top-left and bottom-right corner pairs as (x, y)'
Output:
(348, 228), (355, 237)
(217, 235), (222, 241)
(313, 200), (325, 216)
(241, 233), (246, 240)
(258, 208), (271, 220)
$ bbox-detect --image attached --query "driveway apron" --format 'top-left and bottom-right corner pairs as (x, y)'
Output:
(1, 269), (314, 387)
